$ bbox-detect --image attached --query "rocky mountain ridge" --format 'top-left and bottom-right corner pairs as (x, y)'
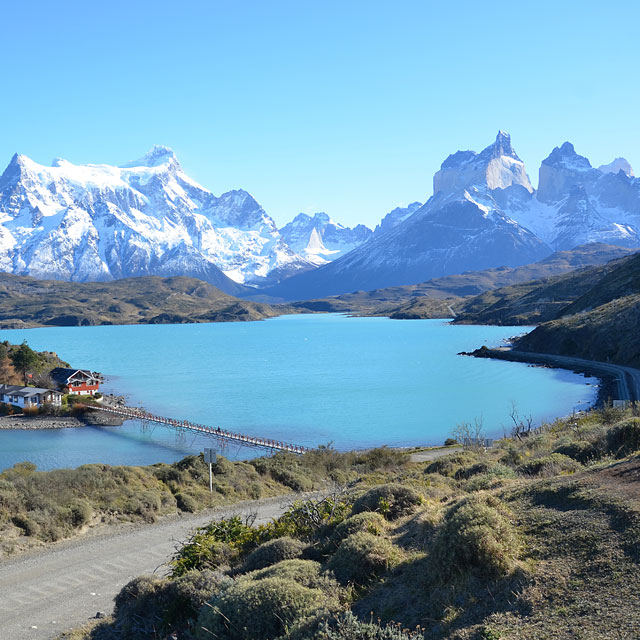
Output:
(263, 132), (640, 300)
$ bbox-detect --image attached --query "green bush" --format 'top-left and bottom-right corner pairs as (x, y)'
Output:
(196, 575), (341, 640)
(314, 612), (425, 639)
(606, 418), (640, 458)
(12, 514), (39, 536)
(249, 559), (339, 593)
(516, 453), (581, 477)
(67, 500), (93, 527)
(175, 492), (197, 512)
(331, 512), (387, 543)
(327, 531), (401, 585)
(424, 451), (479, 477)
(553, 440), (600, 464)
(431, 495), (520, 579)
(111, 571), (226, 638)
(354, 447), (409, 472)
(241, 536), (306, 573)
(352, 484), (422, 520)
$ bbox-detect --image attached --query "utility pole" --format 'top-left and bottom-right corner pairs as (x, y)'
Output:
(203, 448), (217, 493)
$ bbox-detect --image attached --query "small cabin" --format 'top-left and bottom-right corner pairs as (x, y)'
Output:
(0, 384), (63, 408)
(50, 368), (102, 396)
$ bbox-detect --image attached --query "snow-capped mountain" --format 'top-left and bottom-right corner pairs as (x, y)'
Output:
(0, 146), (313, 291)
(265, 133), (553, 300)
(278, 213), (372, 266)
(373, 202), (423, 236)
(509, 142), (640, 249)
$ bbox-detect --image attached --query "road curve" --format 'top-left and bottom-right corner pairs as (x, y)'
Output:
(0, 495), (298, 640)
(495, 349), (640, 403)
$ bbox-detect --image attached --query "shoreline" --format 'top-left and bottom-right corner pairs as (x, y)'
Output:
(0, 415), (86, 430)
(463, 347), (640, 405)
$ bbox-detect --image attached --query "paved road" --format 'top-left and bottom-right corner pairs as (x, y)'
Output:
(0, 495), (297, 640)
(507, 350), (640, 403)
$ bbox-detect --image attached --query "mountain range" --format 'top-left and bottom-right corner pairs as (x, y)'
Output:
(0, 134), (638, 300)
(265, 132), (640, 300)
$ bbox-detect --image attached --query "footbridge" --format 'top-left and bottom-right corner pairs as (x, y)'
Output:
(88, 405), (310, 455)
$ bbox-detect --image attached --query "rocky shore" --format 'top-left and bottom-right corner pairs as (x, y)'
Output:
(0, 415), (86, 430)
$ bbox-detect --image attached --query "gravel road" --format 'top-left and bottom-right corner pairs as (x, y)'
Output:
(0, 495), (298, 640)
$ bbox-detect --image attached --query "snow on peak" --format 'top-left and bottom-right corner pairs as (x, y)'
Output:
(542, 142), (592, 171)
(598, 157), (634, 177)
(434, 131), (532, 194)
(121, 145), (179, 169)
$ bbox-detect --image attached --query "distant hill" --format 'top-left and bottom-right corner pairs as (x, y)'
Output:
(0, 274), (293, 328)
(512, 252), (640, 367)
(455, 249), (640, 326)
(290, 243), (634, 318)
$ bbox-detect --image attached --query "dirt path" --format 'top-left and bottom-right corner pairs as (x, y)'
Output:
(409, 446), (462, 463)
(0, 495), (298, 640)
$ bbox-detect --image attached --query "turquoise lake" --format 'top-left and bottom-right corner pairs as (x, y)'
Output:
(0, 315), (597, 470)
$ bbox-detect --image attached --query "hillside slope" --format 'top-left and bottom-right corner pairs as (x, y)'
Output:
(0, 274), (292, 328)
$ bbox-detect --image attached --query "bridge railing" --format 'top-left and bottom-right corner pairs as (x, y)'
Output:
(89, 405), (309, 454)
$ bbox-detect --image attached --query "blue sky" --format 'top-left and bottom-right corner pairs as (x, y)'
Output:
(1, 0), (638, 227)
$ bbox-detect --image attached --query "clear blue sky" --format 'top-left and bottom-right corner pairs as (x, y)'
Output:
(1, 0), (638, 228)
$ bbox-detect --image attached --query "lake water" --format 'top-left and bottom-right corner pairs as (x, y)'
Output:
(0, 315), (597, 471)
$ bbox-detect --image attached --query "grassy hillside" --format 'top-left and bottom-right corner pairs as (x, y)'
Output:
(0, 274), (295, 328)
(515, 294), (640, 367)
(58, 406), (640, 640)
(456, 250), (640, 326)
(289, 244), (633, 319)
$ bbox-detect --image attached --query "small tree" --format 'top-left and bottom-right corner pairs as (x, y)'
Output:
(451, 417), (486, 450)
(10, 341), (39, 383)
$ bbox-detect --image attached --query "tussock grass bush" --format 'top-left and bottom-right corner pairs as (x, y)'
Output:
(354, 447), (409, 472)
(110, 571), (226, 638)
(431, 495), (520, 580)
(328, 531), (402, 585)
(196, 575), (341, 640)
(314, 612), (425, 640)
(352, 484), (422, 520)
(424, 450), (479, 478)
(175, 492), (197, 512)
(553, 440), (601, 464)
(606, 418), (640, 458)
(240, 536), (306, 573)
(517, 453), (582, 477)
(331, 512), (387, 543)
(249, 559), (340, 593)
(462, 462), (516, 492)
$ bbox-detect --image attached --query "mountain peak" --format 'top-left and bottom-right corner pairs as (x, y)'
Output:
(598, 157), (634, 177)
(542, 142), (591, 171)
(121, 145), (180, 169)
(434, 132), (532, 194)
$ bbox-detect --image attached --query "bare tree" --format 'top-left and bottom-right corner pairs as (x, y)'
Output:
(509, 401), (534, 440)
(451, 417), (486, 450)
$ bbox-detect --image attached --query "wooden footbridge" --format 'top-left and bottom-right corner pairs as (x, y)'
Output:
(88, 405), (310, 455)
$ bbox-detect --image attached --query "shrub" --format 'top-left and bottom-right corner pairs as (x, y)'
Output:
(327, 532), (401, 584)
(12, 514), (39, 536)
(553, 440), (600, 464)
(67, 500), (93, 527)
(516, 453), (581, 477)
(175, 492), (197, 512)
(241, 536), (306, 573)
(249, 559), (339, 593)
(352, 484), (422, 520)
(111, 571), (226, 638)
(315, 612), (424, 639)
(354, 447), (409, 472)
(431, 495), (520, 579)
(424, 451), (479, 477)
(606, 418), (640, 458)
(196, 576), (340, 640)
(331, 512), (387, 543)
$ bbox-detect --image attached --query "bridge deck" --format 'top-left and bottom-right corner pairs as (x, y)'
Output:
(89, 405), (309, 455)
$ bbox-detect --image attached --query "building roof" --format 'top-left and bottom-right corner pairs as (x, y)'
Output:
(50, 367), (100, 385)
(0, 384), (63, 397)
